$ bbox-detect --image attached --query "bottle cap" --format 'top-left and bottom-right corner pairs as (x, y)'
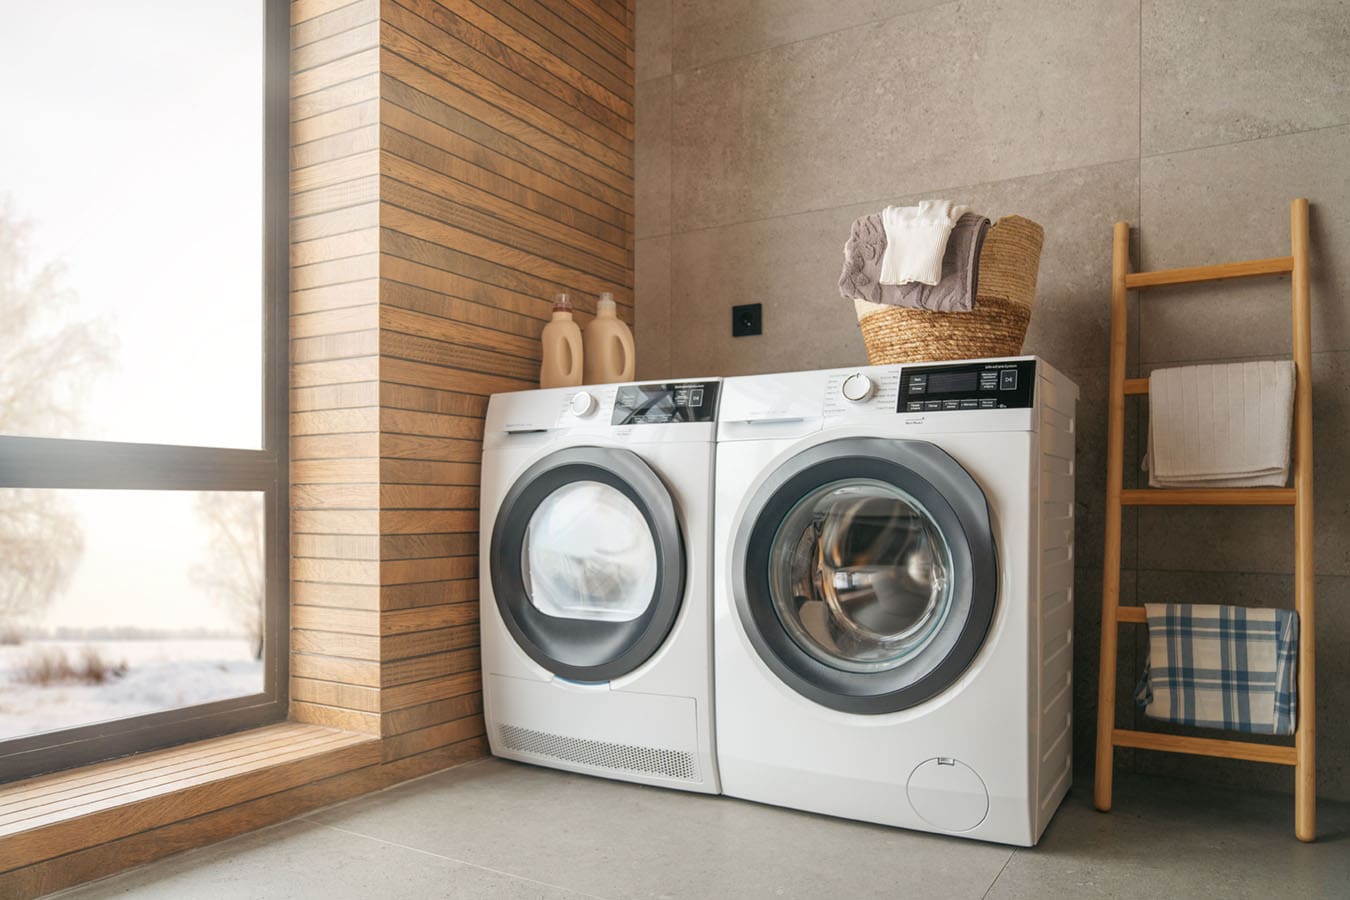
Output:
(597, 292), (616, 314)
(552, 292), (573, 313)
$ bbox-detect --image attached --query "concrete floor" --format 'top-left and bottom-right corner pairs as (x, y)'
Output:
(58, 758), (1350, 899)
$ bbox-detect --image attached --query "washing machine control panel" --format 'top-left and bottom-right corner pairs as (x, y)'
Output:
(611, 380), (721, 425)
(898, 359), (1037, 413)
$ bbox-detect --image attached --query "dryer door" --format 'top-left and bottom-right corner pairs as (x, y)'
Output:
(733, 437), (997, 714)
(490, 446), (685, 682)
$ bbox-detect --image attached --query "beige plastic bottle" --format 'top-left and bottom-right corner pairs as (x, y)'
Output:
(582, 292), (636, 385)
(540, 293), (583, 388)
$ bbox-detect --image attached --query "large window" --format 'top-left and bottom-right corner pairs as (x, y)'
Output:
(0, 1), (289, 781)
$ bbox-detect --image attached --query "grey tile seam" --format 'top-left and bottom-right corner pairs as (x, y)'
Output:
(293, 756), (495, 821)
(304, 818), (619, 900)
(666, 57), (675, 374)
(978, 849), (1016, 900)
(1135, 0), (1144, 603)
(1142, 346), (1350, 368)
(1129, 567), (1350, 581)
(667, 0), (959, 78)
(665, 154), (1145, 237)
(1139, 120), (1350, 163)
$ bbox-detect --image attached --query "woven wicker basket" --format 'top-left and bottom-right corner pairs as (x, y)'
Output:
(854, 215), (1044, 365)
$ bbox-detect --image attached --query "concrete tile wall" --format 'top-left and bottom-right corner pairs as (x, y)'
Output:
(634, 0), (1350, 803)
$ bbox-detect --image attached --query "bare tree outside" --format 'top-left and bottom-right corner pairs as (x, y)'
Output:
(0, 198), (113, 634)
(190, 493), (265, 659)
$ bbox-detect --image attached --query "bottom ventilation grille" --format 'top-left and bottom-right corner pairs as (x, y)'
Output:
(498, 724), (697, 781)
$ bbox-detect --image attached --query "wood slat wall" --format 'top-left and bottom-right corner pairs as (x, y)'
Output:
(291, 0), (634, 751)
(291, 0), (386, 737)
(0, 5), (633, 892)
(375, 0), (635, 760)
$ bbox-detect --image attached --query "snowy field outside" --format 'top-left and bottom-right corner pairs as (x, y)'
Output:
(0, 639), (263, 739)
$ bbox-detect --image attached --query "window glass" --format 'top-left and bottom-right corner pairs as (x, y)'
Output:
(0, 1), (265, 448)
(768, 479), (953, 673)
(0, 489), (266, 740)
(522, 481), (657, 622)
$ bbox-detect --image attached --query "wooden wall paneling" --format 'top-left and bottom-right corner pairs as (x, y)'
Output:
(290, 0), (384, 738)
(374, 0), (633, 752)
(0, 3), (633, 893)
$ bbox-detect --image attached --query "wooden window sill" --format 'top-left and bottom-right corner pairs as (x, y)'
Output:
(0, 722), (379, 885)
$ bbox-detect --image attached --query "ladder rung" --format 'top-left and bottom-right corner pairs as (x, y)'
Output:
(1113, 729), (1296, 765)
(1124, 378), (1149, 395)
(1124, 256), (1294, 289)
(1120, 487), (1295, 506)
(1115, 606), (1147, 623)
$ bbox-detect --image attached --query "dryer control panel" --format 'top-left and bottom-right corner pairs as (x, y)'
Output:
(898, 359), (1037, 413)
(612, 380), (721, 425)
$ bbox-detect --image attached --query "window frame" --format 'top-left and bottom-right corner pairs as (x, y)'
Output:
(0, 0), (291, 783)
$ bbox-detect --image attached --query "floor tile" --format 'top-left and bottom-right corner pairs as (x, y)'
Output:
(987, 777), (1350, 899)
(54, 817), (596, 900)
(306, 759), (1014, 899)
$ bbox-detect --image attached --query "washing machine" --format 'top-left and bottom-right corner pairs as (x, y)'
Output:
(480, 378), (720, 793)
(714, 357), (1077, 845)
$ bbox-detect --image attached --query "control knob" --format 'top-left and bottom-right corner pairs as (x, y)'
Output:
(569, 391), (597, 417)
(841, 372), (875, 402)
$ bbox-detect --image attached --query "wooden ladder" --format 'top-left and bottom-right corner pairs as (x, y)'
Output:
(1093, 198), (1316, 842)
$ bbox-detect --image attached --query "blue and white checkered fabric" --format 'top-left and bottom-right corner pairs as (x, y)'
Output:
(1135, 603), (1298, 735)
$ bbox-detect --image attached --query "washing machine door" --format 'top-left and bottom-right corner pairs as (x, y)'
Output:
(490, 446), (685, 682)
(733, 437), (997, 714)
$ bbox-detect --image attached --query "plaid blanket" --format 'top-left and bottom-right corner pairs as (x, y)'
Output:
(1135, 603), (1298, 735)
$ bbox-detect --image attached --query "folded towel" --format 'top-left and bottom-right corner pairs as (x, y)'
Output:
(879, 200), (971, 285)
(1135, 603), (1297, 735)
(1146, 360), (1295, 488)
(839, 212), (989, 312)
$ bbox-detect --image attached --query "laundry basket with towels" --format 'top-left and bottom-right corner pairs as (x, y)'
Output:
(841, 213), (1045, 364)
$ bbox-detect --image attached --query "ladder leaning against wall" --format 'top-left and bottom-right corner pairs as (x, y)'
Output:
(1092, 198), (1316, 842)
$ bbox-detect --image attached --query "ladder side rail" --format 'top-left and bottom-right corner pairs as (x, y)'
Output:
(1093, 221), (1132, 812)
(1290, 198), (1316, 842)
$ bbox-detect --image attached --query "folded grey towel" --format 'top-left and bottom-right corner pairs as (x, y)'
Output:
(839, 212), (989, 311)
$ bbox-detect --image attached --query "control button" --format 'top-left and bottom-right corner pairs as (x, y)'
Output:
(979, 372), (1000, 390)
(906, 401), (924, 412)
(569, 391), (597, 417)
(942, 399), (960, 410)
(689, 387), (704, 406)
(841, 372), (875, 402)
(924, 400), (942, 411)
(908, 381), (926, 395)
(999, 369), (1018, 391)
(959, 399), (979, 409)
(979, 399), (997, 409)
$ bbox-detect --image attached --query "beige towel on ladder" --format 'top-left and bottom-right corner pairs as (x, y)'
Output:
(1147, 361), (1295, 488)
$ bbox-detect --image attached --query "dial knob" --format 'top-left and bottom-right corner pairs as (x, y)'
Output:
(841, 372), (875, 402)
(569, 391), (597, 416)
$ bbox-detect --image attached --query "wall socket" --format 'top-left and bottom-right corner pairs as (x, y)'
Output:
(732, 303), (762, 337)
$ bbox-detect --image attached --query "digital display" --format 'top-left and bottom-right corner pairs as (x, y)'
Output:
(925, 371), (979, 394)
(612, 381), (720, 425)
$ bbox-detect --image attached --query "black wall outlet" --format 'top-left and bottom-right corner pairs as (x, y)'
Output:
(732, 303), (762, 337)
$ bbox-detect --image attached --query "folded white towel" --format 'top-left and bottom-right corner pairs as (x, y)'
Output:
(878, 200), (970, 286)
(1146, 360), (1295, 488)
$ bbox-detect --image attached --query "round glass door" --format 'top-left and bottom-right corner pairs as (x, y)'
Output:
(489, 446), (686, 683)
(731, 438), (998, 714)
(768, 479), (953, 673)
(522, 481), (658, 623)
